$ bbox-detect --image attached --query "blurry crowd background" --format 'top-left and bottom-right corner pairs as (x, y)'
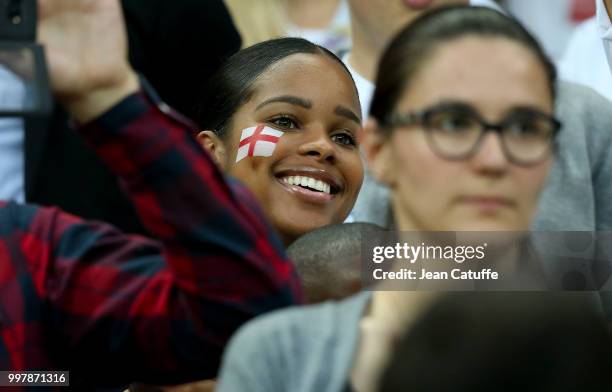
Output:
(224, 0), (594, 60)
(224, 0), (611, 99)
(219, 0), (612, 110)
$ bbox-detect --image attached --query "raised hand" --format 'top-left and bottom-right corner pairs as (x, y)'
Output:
(38, 0), (139, 122)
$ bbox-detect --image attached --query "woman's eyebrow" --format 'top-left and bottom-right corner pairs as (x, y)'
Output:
(255, 95), (312, 111)
(335, 106), (361, 124)
(505, 105), (551, 115)
(254, 96), (360, 124)
(428, 99), (475, 111)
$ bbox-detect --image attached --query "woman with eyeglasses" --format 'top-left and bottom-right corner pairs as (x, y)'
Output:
(363, 14), (559, 232)
(216, 7), (603, 392)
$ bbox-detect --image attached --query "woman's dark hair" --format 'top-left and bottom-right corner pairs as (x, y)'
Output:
(197, 37), (356, 139)
(370, 6), (557, 132)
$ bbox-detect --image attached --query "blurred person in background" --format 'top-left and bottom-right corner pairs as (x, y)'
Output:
(223, 0), (285, 47)
(216, 8), (601, 392)
(559, 0), (612, 102)
(342, 0), (501, 118)
(224, 0), (351, 51)
(500, 0), (595, 61)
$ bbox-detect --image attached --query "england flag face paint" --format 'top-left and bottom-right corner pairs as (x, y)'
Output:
(235, 124), (284, 163)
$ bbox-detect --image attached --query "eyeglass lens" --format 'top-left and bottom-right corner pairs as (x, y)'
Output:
(423, 106), (556, 164)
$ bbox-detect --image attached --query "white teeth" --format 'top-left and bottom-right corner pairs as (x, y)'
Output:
(280, 175), (332, 194)
(313, 180), (326, 192)
(307, 178), (316, 189)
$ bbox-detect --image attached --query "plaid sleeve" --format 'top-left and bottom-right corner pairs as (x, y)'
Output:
(35, 93), (303, 385)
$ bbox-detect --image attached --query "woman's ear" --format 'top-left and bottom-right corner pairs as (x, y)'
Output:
(197, 130), (228, 170)
(360, 118), (396, 188)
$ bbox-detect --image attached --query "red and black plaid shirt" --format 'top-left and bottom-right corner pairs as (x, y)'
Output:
(0, 93), (303, 388)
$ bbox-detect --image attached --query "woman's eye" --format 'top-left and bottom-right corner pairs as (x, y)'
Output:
(509, 122), (534, 134)
(269, 116), (298, 129)
(439, 115), (473, 131)
(332, 132), (357, 147)
(506, 121), (547, 139)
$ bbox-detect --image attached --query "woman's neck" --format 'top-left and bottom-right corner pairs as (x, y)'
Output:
(286, 0), (342, 29)
(370, 291), (438, 334)
(346, 19), (386, 82)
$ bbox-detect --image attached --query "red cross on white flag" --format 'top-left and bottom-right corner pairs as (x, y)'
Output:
(236, 124), (284, 163)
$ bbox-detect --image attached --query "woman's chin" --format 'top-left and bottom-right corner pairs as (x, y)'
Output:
(275, 213), (341, 244)
(448, 218), (525, 232)
(440, 207), (529, 232)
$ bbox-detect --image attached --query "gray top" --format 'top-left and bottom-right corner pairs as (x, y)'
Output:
(217, 291), (605, 392)
(216, 292), (372, 392)
(351, 81), (612, 231)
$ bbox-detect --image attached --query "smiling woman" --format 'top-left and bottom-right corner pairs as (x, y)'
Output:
(197, 38), (364, 245)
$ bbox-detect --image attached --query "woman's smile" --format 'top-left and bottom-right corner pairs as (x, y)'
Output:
(274, 167), (344, 204)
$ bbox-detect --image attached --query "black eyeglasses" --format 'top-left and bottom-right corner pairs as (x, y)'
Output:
(383, 102), (561, 166)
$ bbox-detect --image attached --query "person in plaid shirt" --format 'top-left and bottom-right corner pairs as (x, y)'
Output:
(0, 0), (303, 388)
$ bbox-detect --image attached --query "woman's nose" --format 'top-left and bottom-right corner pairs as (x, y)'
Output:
(298, 128), (336, 163)
(471, 133), (509, 174)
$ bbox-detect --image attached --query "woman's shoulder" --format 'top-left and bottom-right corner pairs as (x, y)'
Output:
(217, 292), (371, 392)
(232, 291), (372, 348)
(222, 292), (371, 368)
